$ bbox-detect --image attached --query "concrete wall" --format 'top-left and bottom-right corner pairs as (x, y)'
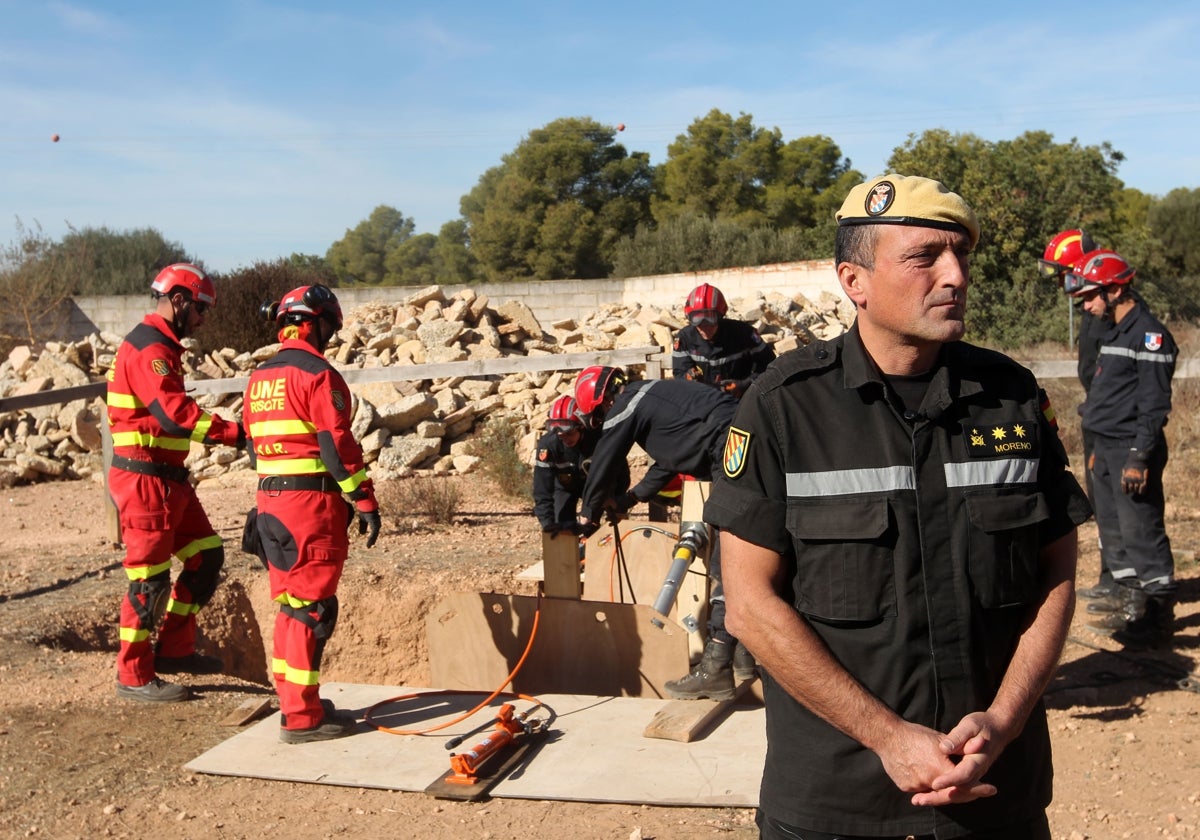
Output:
(63, 260), (842, 342)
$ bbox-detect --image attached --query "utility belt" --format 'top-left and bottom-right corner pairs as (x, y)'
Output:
(111, 454), (190, 484)
(257, 474), (341, 494)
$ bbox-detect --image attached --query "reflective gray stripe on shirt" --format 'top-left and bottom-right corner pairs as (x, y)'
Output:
(602, 380), (657, 430)
(787, 458), (1037, 497)
(1099, 345), (1175, 364)
(943, 458), (1039, 488)
(786, 465), (914, 497)
(672, 347), (757, 366)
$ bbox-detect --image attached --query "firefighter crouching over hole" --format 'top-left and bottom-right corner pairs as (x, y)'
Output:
(107, 264), (246, 703)
(243, 284), (382, 744)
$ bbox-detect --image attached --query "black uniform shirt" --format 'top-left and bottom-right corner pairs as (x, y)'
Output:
(580, 378), (737, 520)
(1081, 299), (1176, 453)
(705, 324), (1091, 837)
(1076, 309), (1105, 392)
(671, 318), (775, 387)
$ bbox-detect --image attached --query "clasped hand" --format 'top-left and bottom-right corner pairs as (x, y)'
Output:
(877, 712), (1008, 807)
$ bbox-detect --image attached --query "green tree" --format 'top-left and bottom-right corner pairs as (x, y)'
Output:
(888, 130), (1125, 347)
(611, 213), (833, 277)
(49, 225), (193, 295)
(431, 219), (479, 285)
(200, 258), (337, 353)
(653, 109), (858, 231)
(384, 232), (438, 286)
(326, 205), (416, 285)
(461, 117), (654, 281)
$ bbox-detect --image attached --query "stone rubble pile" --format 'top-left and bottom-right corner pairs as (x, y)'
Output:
(0, 285), (853, 487)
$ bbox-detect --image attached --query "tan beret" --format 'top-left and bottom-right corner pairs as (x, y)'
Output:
(836, 173), (980, 250)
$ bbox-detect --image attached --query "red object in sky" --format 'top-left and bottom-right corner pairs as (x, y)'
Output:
(51, 133), (60, 142)
(616, 123), (625, 132)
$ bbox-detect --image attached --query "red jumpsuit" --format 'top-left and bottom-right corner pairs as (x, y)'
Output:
(243, 338), (377, 731)
(106, 312), (242, 687)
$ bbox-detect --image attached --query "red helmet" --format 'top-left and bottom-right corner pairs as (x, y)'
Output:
(573, 365), (626, 425)
(684, 284), (728, 321)
(546, 395), (582, 433)
(1038, 229), (1096, 281)
(1064, 249), (1135, 297)
(264, 284), (344, 328)
(151, 263), (216, 306)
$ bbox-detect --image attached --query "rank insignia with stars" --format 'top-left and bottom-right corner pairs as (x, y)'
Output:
(966, 421), (1037, 457)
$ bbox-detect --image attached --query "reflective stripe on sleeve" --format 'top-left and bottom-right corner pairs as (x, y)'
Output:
(190, 412), (214, 442)
(1098, 345), (1175, 364)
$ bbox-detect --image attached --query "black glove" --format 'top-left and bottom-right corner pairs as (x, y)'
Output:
(357, 508), (381, 548)
(718, 379), (746, 399)
(1121, 450), (1150, 495)
(577, 520), (600, 538)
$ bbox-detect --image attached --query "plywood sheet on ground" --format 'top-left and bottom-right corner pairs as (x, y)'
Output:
(186, 682), (764, 807)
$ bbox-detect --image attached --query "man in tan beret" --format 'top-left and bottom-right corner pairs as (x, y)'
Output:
(706, 174), (1092, 839)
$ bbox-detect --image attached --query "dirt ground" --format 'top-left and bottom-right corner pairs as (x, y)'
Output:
(1, 463), (1198, 840)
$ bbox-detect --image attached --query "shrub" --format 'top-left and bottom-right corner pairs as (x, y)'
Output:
(200, 258), (337, 353)
(378, 476), (462, 531)
(470, 414), (532, 501)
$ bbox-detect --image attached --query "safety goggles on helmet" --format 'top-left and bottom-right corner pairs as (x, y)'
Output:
(1037, 259), (1068, 280)
(1062, 272), (1100, 296)
(548, 417), (582, 434)
(688, 309), (721, 328)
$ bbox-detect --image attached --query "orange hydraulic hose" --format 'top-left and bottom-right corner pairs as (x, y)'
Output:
(364, 589), (544, 736)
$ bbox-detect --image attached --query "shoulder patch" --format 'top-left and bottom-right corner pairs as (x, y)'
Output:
(151, 358), (170, 377)
(1145, 332), (1163, 351)
(723, 426), (751, 478)
(332, 389), (345, 412)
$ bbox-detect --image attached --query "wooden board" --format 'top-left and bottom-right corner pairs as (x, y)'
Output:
(427, 592), (691, 698)
(541, 530), (582, 599)
(424, 729), (550, 802)
(219, 697), (274, 727)
(582, 524), (708, 646)
(642, 678), (758, 743)
(185, 683), (765, 807)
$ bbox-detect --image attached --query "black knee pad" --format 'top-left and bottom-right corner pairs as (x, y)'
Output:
(178, 546), (225, 607)
(279, 595), (339, 641)
(127, 575), (170, 629)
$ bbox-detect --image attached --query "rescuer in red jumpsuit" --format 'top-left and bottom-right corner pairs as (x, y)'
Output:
(107, 264), (245, 703)
(244, 284), (382, 744)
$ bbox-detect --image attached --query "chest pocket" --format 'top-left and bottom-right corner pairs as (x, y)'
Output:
(785, 499), (896, 623)
(963, 490), (1048, 608)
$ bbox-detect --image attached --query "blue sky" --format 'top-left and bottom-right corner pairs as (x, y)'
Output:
(3, 1), (1199, 273)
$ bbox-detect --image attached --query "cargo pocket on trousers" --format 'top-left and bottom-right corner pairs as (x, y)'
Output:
(786, 498), (896, 623)
(963, 490), (1048, 608)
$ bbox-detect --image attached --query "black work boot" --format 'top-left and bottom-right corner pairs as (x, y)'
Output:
(1086, 586), (1137, 615)
(732, 642), (758, 683)
(664, 639), (735, 701)
(1078, 580), (1117, 600)
(1113, 595), (1177, 651)
(280, 701), (357, 744)
(1086, 587), (1146, 636)
(116, 677), (189, 703)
